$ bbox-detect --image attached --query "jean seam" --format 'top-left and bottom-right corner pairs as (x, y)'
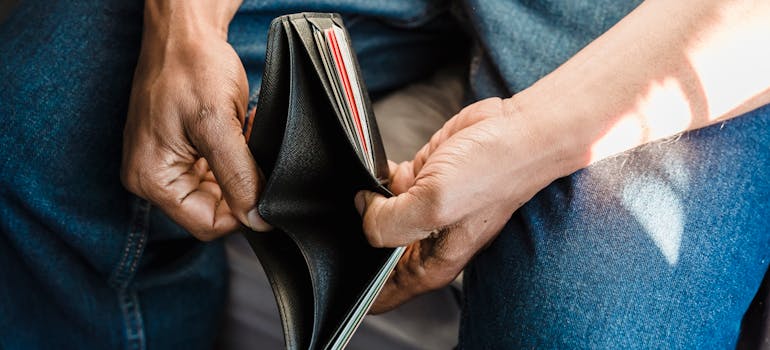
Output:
(109, 198), (150, 350)
(118, 289), (146, 350)
(109, 199), (149, 288)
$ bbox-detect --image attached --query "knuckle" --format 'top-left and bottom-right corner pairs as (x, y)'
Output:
(119, 165), (138, 193)
(480, 96), (504, 106)
(189, 228), (220, 242)
(120, 138), (163, 200)
(402, 260), (427, 282)
(428, 129), (443, 147)
(187, 105), (234, 146)
(396, 247), (455, 293)
(194, 105), (219, 127)
(120, 162), (147, 197)
(390, 264), (419, 293)
(421, 192), (451, 229)
(420, 275), (447, 291)
(463, 97), (504, 121)
(218, 169), (256, 200)
(413, 148), (429, 173)
(365, 232), (385, 248)
(186, 220), (232, 242)
(419, 264), (455, 291)
(363, 209), (386, 248)
(476, 97), (504, 113)
(121, 164), (168, 205)
(191, 107), (223, 135)
(402, 261), (441, 292)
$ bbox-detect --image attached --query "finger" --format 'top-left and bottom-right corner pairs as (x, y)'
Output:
(156, 162), (241, 240)
(370, 235), (464, 313)
(355, 188), (444, 248)
(171, 183), (241, 240)
(187, 107), (271, 232)
(122, 142), (241, 239)
(388, 161), (416, 195)
(193, 160), (221, 198)
(411, 142), (431, 177)
(370, 242), (430, 313)
(386, 160), (398, 178)
(198, 176), (222, 199)
(411, 121), (454, 176)
(411, 97), (504, 176)
(443, 97), (504, 136)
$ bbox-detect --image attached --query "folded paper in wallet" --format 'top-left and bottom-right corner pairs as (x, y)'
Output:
(242, 13), (406, 350)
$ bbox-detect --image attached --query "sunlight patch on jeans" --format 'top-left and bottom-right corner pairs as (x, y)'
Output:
(622, 176), (684, 266)
(662, 152), (690, 191)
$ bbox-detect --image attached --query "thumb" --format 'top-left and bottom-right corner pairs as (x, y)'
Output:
(388, 160), (416, 195)
(189, 109), (271, 232)
(355, 188), (442, 248)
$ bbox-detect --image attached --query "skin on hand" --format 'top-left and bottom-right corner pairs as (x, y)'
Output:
(356, 97), (564, 313)
(359, 0), (770, 313)
(121, 0), (270, 241)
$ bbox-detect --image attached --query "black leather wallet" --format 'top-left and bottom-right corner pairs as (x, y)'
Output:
(242, 13), (405, 350)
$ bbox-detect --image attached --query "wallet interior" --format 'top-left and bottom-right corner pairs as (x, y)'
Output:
(243, 13), (399, 349)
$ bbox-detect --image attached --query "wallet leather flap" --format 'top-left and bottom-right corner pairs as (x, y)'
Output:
(246, 13), (397, 349)
(244, 17), (315, 350)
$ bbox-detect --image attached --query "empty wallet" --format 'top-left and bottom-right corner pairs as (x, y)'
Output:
(242, 13), (406, 350)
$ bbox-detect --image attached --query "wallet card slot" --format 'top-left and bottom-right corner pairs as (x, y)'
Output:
(303, 15), (391, 184)
(306, 15), (389, 184)
(290, 15), (370, 177)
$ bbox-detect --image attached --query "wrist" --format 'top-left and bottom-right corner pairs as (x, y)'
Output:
(502, 93), (592, 181)
(142, 0), (240, 46)
(138, 0), (242, 73)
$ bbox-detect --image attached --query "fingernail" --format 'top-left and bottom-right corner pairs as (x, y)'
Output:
(354, 191), (367, 215)
(247, 208), (272, 232)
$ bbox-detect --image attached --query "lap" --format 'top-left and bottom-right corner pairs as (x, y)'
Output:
(0, 0), (463, 348)
(0, 0), (235, 347)
(461, 104), (770, 348)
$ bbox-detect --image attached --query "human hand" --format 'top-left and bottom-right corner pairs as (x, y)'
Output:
(121, 4), (269, 240)
(356, 97), (567, 313)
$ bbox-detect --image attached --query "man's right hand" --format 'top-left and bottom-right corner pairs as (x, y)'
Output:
(121, 0), (270, 240)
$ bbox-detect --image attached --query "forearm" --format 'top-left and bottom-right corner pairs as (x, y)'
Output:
(512, 0), (770, 178)
(143, 0), (242, 44)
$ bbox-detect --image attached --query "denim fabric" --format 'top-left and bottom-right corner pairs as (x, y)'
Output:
(2, 0), (768, 349)
(0, 0), (462, 349)
(460, 105), (770, 348)
(459, 0), (770, 348)
(462, 0), (643, 98)
(0, 1), (228, 348)
(229, 0), (467, 107)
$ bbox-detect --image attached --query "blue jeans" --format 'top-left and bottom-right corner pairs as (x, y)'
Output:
(1, 0), (768, 349)
(0, 1), (462, 349)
